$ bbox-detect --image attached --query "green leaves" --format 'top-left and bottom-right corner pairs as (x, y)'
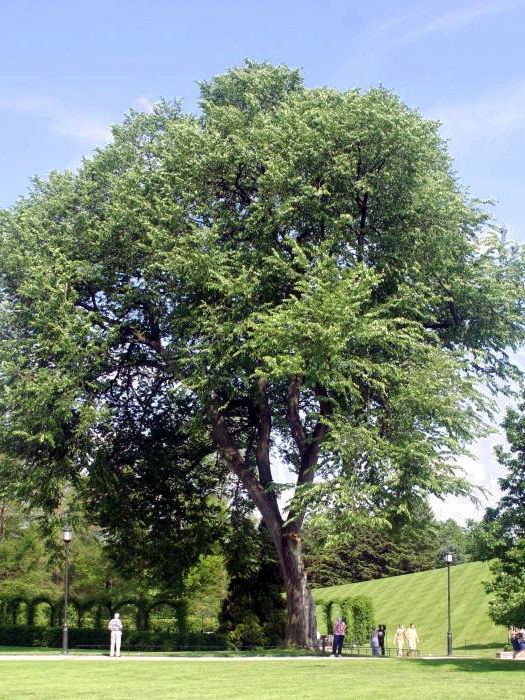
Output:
(0, 61), (524, 573)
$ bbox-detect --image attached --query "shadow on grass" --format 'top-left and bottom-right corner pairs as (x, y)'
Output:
(415, 658), (525, 673)
(461, 643), (504, 650)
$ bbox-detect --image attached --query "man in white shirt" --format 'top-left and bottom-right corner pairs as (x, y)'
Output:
(108, 613), (123, 657)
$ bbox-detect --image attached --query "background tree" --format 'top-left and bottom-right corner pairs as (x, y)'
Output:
(81, 394), (227, 594)
(218, 493), (286, 647)
(0, 498), (230, 631)
(464, 512), (503, 562)
(0, 503), (134, 605)
(484, 399), (525, 627)
(1, 61), (524, 646)
(303, 501), (475, 587)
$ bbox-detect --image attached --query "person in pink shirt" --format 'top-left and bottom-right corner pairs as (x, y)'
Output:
(331, 617), (347, 656)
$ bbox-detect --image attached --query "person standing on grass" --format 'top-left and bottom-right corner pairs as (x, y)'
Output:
(393, 624), (406, 657)
(377, 624), (386, 656)
(108, 613), (123, 657)
(405, 623), (419, 658)
(331, 617), (346, 656)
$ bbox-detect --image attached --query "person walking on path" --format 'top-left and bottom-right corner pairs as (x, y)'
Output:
(331, 618), (346, 657)
(108, 613), (123, 657)
(370, 628), (381, 656)
(377, 625), (386, 656)
(405, 623), (420, 658)
(393, 624), (406, 657)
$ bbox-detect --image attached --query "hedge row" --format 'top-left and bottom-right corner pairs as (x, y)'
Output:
(0, 595), (188, 631)
(0, 625), (228, 650)
(315, 595), (374, 644)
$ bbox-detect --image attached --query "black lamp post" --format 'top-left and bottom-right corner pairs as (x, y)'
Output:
(445, 551), (453, 656)
(62, 527), (72, 655)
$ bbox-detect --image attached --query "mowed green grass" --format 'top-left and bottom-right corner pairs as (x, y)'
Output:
(313, 560), (506, 654)
(1, 658), (524, 699)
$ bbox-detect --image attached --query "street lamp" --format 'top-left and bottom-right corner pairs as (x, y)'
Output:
(62, 527), (72, 655)
(445, 551), (453, 656)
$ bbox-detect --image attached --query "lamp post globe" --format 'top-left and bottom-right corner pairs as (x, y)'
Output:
(62, 527), (72, 655)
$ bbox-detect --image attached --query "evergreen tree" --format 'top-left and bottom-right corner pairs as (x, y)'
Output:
(219, 495), (286, 647)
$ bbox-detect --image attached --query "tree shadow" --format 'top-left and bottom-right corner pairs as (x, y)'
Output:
(461, 643), (505, 650)
(414, 658), (525, 673)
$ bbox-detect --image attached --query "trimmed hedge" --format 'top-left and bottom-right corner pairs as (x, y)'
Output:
(328, 601), (343, 634)
(0, 626), (228, 650)
(316, 595), (374, 644)
(347, 596), (374, 644)
(315, 604), (328, 635)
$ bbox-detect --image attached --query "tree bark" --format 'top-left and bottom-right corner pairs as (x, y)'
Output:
(278, 532), (317, 648)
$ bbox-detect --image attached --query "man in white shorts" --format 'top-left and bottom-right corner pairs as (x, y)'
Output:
(108, 613), (123, 657)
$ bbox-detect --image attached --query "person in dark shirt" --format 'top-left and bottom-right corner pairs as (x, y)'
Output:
(377, 625), (386, 656)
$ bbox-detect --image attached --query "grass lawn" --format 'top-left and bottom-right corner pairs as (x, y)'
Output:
(1, 658), (524, 699)
(313, 560), (506, 655)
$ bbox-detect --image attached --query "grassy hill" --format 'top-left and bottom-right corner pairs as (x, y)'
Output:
(312, 560), (508, 655)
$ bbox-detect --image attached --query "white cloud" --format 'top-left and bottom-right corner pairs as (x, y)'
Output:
(136, 96), (156, 114)
(346, 1), (525, 76)
(389, 0), (525, 47)
(431, 469), (502, 524)
(0, 95), (112, 145)
(430, 451), (498, 524)
(429, 81), (525, 143)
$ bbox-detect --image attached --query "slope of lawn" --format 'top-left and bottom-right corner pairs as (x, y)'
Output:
(312, 560), (507, 655)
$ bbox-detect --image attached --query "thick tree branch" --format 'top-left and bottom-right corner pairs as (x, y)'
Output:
(286, 375), (307, 456)
(256, 377), (272, 486)
(356, 191), (369, 263)
(255, 376), (281, 521)
(298, 385), (331, 484)
(208, 402), (283, 545)
(287, 386), (332, 534)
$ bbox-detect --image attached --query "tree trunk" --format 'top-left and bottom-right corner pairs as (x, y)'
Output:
(279, 532), (317, 648)
(209, 398), (319, 648)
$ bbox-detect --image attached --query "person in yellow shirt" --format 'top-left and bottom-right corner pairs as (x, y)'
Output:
(393, 624), (406, 657)
(405, 623), (419, 657)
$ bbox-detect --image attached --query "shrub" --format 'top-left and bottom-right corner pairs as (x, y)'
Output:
(229, 616), (265, 648)
(261, 610), (286, 646)
(0, 626), (228, 650)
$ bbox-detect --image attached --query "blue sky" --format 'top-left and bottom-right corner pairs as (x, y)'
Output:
(2, 0), (524, 520)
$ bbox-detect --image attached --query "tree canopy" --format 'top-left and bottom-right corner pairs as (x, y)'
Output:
(1, 60), (524, 646)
